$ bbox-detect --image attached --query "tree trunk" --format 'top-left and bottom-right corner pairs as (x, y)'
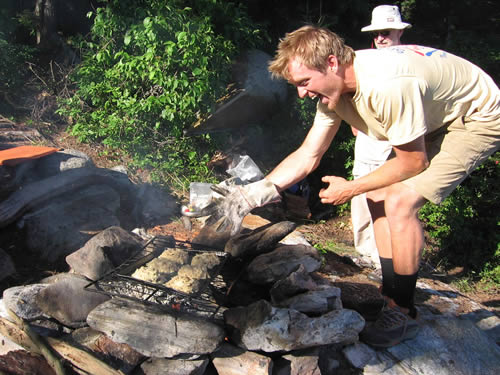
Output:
(35, 0), (58, 48)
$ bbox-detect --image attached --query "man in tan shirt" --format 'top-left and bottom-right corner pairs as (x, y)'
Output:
(202, 24), (499, 347)
(263, 25), (499, 347)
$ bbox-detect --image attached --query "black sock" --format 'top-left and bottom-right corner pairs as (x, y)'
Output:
(392, 272), (418, 318)
(380, 257), (395, 298)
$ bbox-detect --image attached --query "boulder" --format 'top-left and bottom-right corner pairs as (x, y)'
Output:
(66, 226), (146, 280)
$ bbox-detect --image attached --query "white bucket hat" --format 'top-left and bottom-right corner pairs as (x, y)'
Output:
(361, 5), (411, 32)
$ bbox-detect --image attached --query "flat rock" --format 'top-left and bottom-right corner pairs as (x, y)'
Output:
(20, 184), (121, 262)
(246, 244), (321, 285)
(87, 298), (225, 358)
(363, 315), (500, 375)
(139, 356), (209, 375)
(211, 343), (272, 375)
(35, 274), (110, 327)
(3, 284), (48, 321)
(279, 348), (322, 375)
(224, 299), (364, 352)
(275, 285), (342, 315)
(270, 264), (319, 303)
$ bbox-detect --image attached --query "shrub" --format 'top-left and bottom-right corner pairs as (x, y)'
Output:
(0, 8), (34, 93)
(57, 0), (263, 186)
(419, 153), (500, 284)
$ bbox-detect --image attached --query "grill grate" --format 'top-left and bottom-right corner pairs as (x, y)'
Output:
(84, 235), (229, 320)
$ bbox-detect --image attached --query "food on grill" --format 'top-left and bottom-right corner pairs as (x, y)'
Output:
(191, 252), (221, 273)
(131, 258), (182, 283)
(165, 274), (203, 294)
(178, 264), (210, 280)
(158, 248), (190, 264)
(131, 265), (161, 283)
(131, 248), (223, 295)
(131, 249), (188, 283)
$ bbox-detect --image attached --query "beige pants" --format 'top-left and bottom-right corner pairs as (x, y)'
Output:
(402, 116), (500, 204)
(351, 160), (386, 264)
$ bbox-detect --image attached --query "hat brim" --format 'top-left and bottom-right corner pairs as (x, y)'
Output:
(361, 22), (411, 32)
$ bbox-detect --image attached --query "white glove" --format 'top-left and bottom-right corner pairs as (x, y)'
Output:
(200, 179), (281, 235)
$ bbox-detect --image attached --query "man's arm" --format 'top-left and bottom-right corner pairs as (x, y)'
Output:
(319, 135), (429, 205)
(267, 118), (341, 192)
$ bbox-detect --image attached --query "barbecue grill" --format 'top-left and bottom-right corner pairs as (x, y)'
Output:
(84, 235), (229, 321)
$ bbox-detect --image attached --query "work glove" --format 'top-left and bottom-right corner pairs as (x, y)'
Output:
(200, 179), (281, 235)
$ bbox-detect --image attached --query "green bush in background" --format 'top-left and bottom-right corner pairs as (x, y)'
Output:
(57, 0), (263, 187)
(0, 7), (34, 94)
(419, 154), (499, 287)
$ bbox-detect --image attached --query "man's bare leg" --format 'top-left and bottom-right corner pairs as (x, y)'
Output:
(384, 183), (426, 276)
(366, 188), (392, 259)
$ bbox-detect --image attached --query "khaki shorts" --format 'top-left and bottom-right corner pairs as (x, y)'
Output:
(401, 116), (500, 204)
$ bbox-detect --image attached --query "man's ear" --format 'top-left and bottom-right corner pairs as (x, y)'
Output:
(327, 55), (338, 73)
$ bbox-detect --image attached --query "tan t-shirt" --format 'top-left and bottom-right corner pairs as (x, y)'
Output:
(314, 46), (500, 146)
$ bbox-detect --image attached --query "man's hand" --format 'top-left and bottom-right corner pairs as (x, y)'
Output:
(319, 176), (357, 205)
(200, 179), (281, 235)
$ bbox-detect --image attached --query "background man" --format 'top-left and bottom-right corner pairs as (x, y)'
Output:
(205, 25), (499, 348)
(351, 5), (412, 266)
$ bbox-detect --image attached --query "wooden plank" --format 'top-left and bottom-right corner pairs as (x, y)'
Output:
(0, 317), (124, 375)
(47, 337), (126, 375)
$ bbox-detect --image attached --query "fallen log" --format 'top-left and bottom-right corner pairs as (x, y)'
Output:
(0, 166), (135, 228)
(2, 310), (66, 375)
(0, 315), (126, 375)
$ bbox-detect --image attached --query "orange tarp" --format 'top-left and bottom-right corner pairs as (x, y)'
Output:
(0, 146), (62, 166)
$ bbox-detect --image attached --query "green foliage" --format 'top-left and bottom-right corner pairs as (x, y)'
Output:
(57, 0), (263, 186)
(419, 154), (500, 284)
(0, 8), (34, 92)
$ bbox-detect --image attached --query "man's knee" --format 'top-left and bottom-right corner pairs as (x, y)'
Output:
(384, 183), (426, 219)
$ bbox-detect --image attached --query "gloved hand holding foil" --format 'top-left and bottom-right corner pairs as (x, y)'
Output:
(200, 179), (281, 235)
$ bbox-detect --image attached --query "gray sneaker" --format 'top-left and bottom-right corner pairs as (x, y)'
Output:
(360, 303), (419, 348)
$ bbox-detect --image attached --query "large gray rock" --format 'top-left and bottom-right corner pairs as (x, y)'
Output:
(278, 348), (322, 375)
(269, 264), (318, 303)
(19, 184), (121, 262)
(362, 315), (500, 375)
(66, 226), (145, 280)
(35, 274), (110, 327)
(35, 148), (94, 177)
(211, 343), (273, 375)
(224, 300), (365, 352)
(87, 298), (225, 358)
(3, 284), (48, 321)
(0, 247), (15, 282)
(140, 357), (209, 375)
(246, 244), (321, 285)
(275, 285), (343, 315)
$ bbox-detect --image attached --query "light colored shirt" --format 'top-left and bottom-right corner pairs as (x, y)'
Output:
(314, 46), (500, 146)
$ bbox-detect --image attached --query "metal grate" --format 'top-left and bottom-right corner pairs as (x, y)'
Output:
(85, 236), (229, 321)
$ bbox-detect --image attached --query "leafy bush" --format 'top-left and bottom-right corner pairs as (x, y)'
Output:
(419, 154), (500, 285)
(58, 0), (263, 186)
(0, 8), (34, 93)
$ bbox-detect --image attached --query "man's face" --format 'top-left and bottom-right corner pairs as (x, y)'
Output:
(370, 29), (403, 48)
(287, 57), (344, 111)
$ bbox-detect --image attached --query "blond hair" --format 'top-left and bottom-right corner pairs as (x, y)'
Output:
(268, 25), (355, 81)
